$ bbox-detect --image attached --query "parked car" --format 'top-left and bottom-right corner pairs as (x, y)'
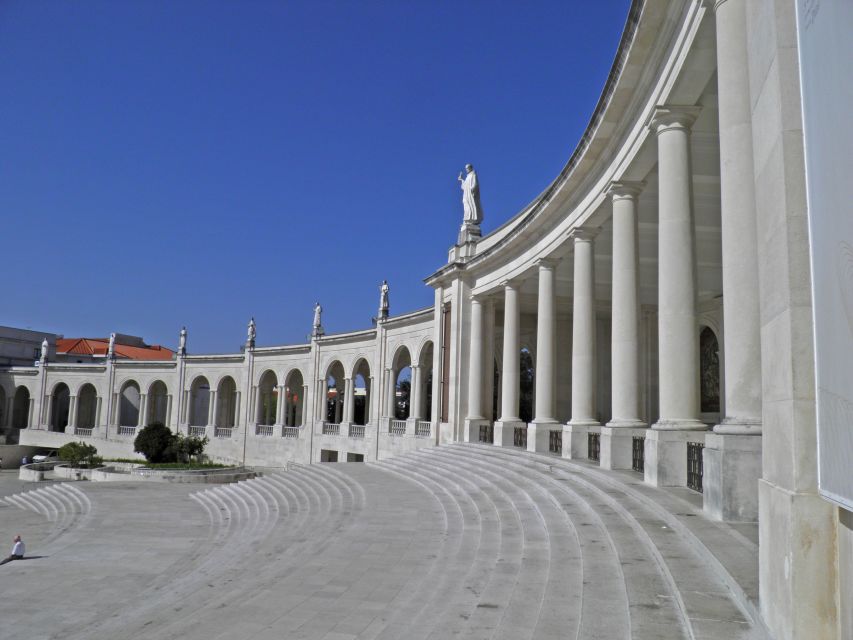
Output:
(32, 450), (59, 463)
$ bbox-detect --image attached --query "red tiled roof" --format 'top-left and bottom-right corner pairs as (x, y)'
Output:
(56, 338), (174, 361)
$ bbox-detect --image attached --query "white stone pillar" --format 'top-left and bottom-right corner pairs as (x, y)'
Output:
(494, 281), (524, 446)
(138, 394), (147, 428)
(385, 370), (395, 418)
(646, 104), (705, 487)
(703, 0), (763, 522)
(410, 366), (422, 421)
(165, 394), (173, 429)
(66, 396), (77, 433)
(464, 297), (487, 442)
(528, 260), (558, 452)
(343, 378), (354, 423)
(320, 379), (329, 422)
(601, 182), (648, 470)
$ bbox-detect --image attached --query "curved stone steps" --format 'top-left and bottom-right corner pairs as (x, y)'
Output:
(375, 455), (505, 640)
(0, 482), (92, 551)
(450, 444), (763, 639)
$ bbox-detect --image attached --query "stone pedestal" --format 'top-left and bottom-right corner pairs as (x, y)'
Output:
(600, 426), (648, 470)
(562, 422), (598, 459)
(702, 432), (761, 521)
(493, 420), (524, 447)
(644, 428), (706, 487)
(526, 421), (556, 453)
(464, 418), (490, 444)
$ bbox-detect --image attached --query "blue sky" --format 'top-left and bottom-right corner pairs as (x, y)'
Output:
(1, 1), (630, 353)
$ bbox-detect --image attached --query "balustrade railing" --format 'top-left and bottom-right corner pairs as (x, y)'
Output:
(478, 423), (494, 444)
(255, 424), (274, 437)
(687, 441), (705, 493)
(389, 420), (406, 436)
(188, 426), (206, 438)
(117, 425), (137, 436)
(587, 433), (600, 462)
(282, 426), (300, 439)
(549, 429), (562, 455)
(513, 426), (527, 449)
(348, 424), (365, 438)
(322, 422), (340, 436)
(215, 427), (233, 438)
(415, 421), (431, 438)
(74, 427), (93, 437)
(632, 436), (645, 473)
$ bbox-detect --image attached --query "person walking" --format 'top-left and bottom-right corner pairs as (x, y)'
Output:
(0, 535), (25, 565)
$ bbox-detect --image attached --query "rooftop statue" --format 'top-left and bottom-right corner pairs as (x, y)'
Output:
(313, 302), (324, 337)
(40, 338), (48, 362)
(179, 326), (187, 355)
(247, 317), (256, 348)
(379, 280), (390, 319)
(458, 164), (484, 226)
(108, 333), (116, 358)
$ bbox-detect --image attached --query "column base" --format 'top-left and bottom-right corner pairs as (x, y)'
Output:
(464, 418), (490, 443)
(493, 420), (525, 448)
(562, 421), (600, 459)
(600, 426), (648, 470)
(702, 432), (762, 521)
(652, 418), (708, 431)
(527, 421), (558, 453)
(713, 417), (762, 435)
(644, 428), (707, 487)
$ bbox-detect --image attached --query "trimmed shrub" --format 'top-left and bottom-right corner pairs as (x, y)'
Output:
(165, 433), (209, 464)
(58, 441), (102, 468)
(134, 423), (174, 463)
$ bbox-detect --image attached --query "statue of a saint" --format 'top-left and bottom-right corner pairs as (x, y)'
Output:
(313, 303), (323, 334)
(108, 333), (116, 358)
(379, 280), (390, 318)
(247, 317), (256, 347)
(179, 326), (187, 355)
(40, 338), (48, 362)
(458, 164), (484, 225)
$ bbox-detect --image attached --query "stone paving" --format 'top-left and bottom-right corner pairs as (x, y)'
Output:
(0, 445), (768, 639)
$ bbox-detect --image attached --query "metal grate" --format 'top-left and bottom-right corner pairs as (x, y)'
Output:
(513, 426), (527, 448)
(479, 423), (494, 444)
(588, 433), (600, 462)
(687, 441), (705, 492)
(632, 436), (645, 473)
(549, 429), (562, 455)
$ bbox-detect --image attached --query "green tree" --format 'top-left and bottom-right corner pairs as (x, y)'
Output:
(134, 422), (174, 463)
(58, 441), (102, 468)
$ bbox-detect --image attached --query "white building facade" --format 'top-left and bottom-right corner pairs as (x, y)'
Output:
(0, 1), (849, 637)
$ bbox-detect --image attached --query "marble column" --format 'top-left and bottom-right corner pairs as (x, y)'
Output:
(494, 281), (524, 446)
(564, 230), (601, 458)
(385, 369), (395, 418)
(704, 0), (763, 521)
(320, 379), (329, 422)
(410, 366), (422, 421)
(646, 104), (706, 487)
(65, 396), (77, 433)
(464, 297), (488, 442)
(138, 394), (147, 428)
(207, 390), (216, 428)
(528, 260), (558, 452)
(344, 378), (355, 424)
(601, 182), (648, 469)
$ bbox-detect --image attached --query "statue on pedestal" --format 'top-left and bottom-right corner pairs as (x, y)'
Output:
(458, 164), (484, 243)
(247, 318), (256, 349)
(379, 280), (390, 319)
(179, 326), (187, 355)
(108, 333), (116, 359)
(312, 302), (324, 337)
(40, 338), (48, 363)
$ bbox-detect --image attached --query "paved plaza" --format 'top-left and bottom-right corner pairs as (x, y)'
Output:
(0, 445), (764, 640)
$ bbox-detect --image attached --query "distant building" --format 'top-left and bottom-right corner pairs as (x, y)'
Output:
(56, 334), (174, 363)
(0, 326), (57, 366)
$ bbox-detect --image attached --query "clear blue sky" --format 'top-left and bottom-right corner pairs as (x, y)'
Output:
(1, 1), (630, 354)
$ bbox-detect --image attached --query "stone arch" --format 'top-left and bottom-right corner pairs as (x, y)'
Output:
(351, 357), (371, 426)
(390, 346), (412, 420)
(76, 383), (98, 429)
(324, 360), (346, 423)
(256, 370), (278, 426)
(189, 375), (211, 427)
(118, 380), (141, 427)
(699, 326), (721, 415)
(283, 368), (305, 427)
(147, 380), (169, 426)
(12, 386), (30, 429)
(50, 382), (71, 432)
(216, 376), (237, 428)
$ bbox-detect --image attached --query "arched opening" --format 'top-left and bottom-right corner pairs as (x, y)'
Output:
(12, 387), (30, 429)
(0, 386), (6, 428)
(392, 347), (412, 420)
(189, 376), (210, 427)
(700, 326), (721, 414)
(147, 381), (168, 426)
(325, 361), (345, 423)
(352, 359), (371, 426)
(119, 381), (140, 427)
(284, 369), (304, 427)
(50, 383), (70, 432)
(76, 384), (97, 429)
(519, 348), (535, 424)
(216, 376), (237, 428)
(256, 370), (278, 426)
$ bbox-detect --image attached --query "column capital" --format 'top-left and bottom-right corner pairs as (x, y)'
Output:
(535, 257), (559, 270)
(500, 278), (522, 290)
(568, 227), (599, 243)
(648, 105), (701, 135)
(607, 180), (646, 200)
